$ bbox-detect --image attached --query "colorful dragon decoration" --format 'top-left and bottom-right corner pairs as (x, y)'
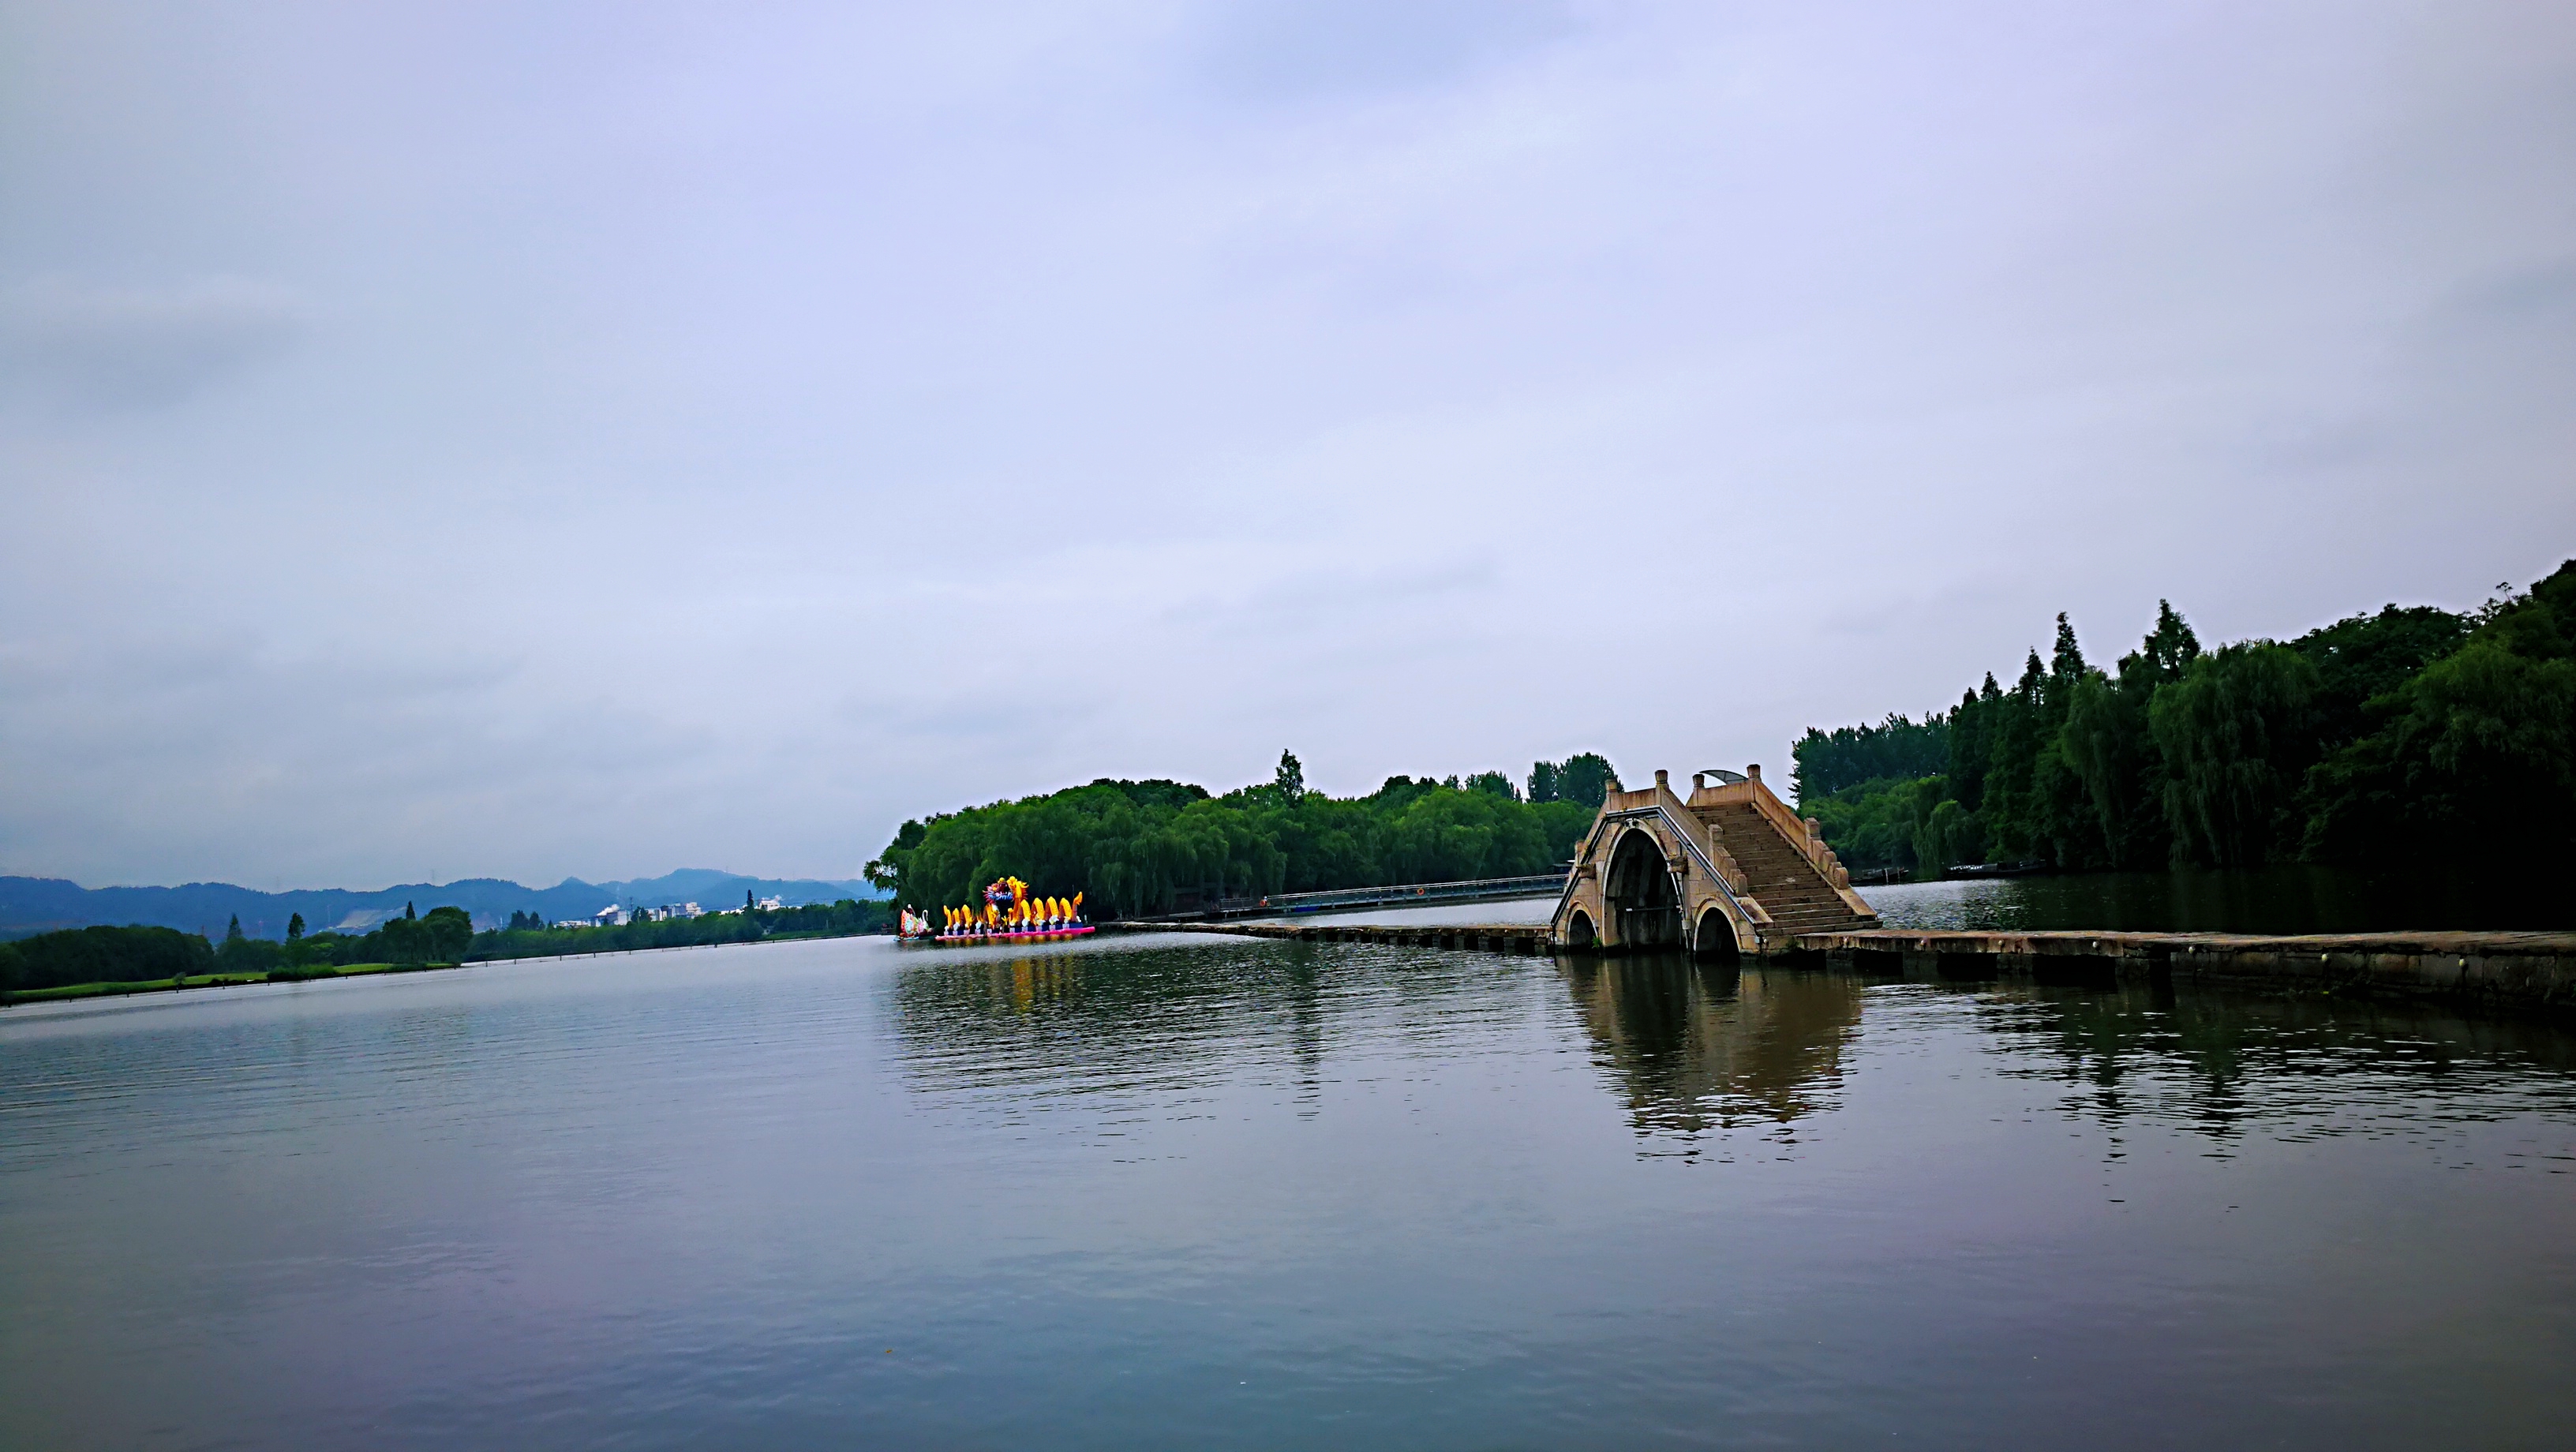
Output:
(915, 876), (1089, 943)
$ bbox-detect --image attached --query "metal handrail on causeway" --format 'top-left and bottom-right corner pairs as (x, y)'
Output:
(1130, 873), (1572, 923)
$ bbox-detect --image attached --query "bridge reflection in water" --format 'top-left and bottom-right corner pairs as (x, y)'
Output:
(1559, 956), (1863, 1146)
(887, 938), (1870, 1148)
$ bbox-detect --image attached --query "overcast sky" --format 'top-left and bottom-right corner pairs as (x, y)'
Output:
(3, 1), (2571, 890)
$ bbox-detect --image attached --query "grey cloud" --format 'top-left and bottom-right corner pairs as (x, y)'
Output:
(1197, 0), (1581, 101)
(0, 630), (721, 886)
(2417, 256), (2576, 366)
(1169, 558), (1500, 638)
(0, 277), (301, 410)
(1, 2), (2570, 887)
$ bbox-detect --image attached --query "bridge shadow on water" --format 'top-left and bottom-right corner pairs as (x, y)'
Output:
(882, 934), (1539, 1111)
(879, 934), (2576, 1162)
(881, 936), (1869, 1144)
(1558, 955), (1864, 1150)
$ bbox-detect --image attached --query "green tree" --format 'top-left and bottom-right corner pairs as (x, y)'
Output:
(215, 912), (283, 975)
(873, 758), (1617, 918)
(1540, 753), (1616, 808)
(1803, 774), (1951, 875)
(1273, 750), (1306, 802)
(1799, 565), (2576, 878)
(2046, 612), (2089, 705)
(378, 915), (425, 964)
(1978, 651), (2046, 860)
(421, 906), (474, 963)
(2060, 601), (2201, 869)
(2304, 562), (2576, 865)
(1914, 798), (1985, 873)
(6, 926), (214, 990)
(1947, 674), (2002, 814)
(1793, 713), (1950, 802)
(2150, 643), (2320, 866)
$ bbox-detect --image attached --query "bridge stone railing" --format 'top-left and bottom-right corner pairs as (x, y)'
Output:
(1686, 768), (1874, 913)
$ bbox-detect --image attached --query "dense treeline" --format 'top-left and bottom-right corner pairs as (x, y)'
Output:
(0, 925), (215, 993)
(200, 904), (477, 978)
(462, 898), (894, 961)
(1797, 559), (2576, 877)
(1792, 714), (1951, 800)
(867, 751), (1618, 919)
(2, 898), (896, 997)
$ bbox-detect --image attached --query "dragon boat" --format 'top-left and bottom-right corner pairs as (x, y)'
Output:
(919, 877), (1093, 946)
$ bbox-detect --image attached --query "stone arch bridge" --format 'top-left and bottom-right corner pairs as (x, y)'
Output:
(1552, 766), (1879, 958)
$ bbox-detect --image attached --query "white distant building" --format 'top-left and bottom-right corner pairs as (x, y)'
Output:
(756, 895), (784, 911)
(593, 904), (629, 927)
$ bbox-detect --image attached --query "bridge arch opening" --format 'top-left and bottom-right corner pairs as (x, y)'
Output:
(1605, 829), (1682, 950)
(1692, 907), (1741, 964)
(1564, 908), (1597, 949)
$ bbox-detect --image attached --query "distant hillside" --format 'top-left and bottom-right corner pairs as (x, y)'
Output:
(0, 870), (882, 940)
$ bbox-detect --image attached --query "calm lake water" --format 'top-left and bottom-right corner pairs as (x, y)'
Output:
(6, 926), (2574, 1449)
(1862, 864), (2575, 934)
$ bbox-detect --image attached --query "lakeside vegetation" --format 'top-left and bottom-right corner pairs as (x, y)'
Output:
(25, 560), (2559, 997)
(866, 752), (1619, 919)
(1795, 558), (2576, 878)
(2, 898), (897, 1004)
(462, 897), (894, 961)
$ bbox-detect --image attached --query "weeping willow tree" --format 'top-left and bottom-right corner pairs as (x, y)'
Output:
(2147, 643), (2320, 866)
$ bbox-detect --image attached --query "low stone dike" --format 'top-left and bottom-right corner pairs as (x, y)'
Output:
(1108, 921), (2576, 1017)
(1105, 920), (1556, 955)
(1790, 929), (2576, 1016)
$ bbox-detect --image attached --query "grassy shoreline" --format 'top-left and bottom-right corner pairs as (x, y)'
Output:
(2, 964), (427, 1005)
(2, 929), (898, 1008)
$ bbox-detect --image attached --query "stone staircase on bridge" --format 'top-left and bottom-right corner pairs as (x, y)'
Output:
(1698, 802), (1876, 937)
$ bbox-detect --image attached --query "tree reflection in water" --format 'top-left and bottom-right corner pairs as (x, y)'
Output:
(884, 937), (1522, 1114)
(884, 937), (2576, 1166)
(1559, 955), (1864, 1153)
(1968, 982), (2576, 1152)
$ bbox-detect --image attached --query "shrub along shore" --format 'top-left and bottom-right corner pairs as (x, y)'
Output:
(9, 963), (422, 1005)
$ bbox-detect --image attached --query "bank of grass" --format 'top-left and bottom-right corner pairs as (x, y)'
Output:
(2, 963), (443, 1005)
(320, 962), (423, 978)
(6, 923), (900, 1008)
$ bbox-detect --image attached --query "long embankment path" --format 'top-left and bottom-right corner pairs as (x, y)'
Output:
(1110, 921), (2576, 1017)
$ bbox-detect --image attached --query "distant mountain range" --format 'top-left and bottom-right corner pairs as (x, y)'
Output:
(0, 870), (883, 940)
